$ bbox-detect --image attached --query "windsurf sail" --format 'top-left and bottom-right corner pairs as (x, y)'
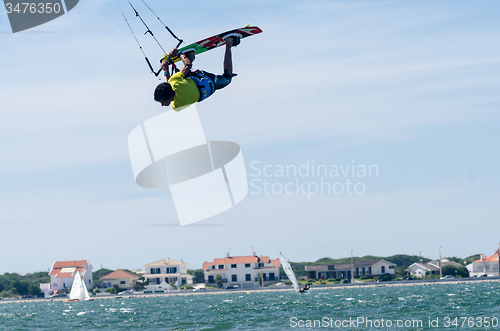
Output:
(279, 252), (300, 292)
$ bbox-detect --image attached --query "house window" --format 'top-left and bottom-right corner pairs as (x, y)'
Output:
(151, 268), (161, 274)
(263, 273), (267, 281)
(356, 268), (359, 276)
(362, 267), (365, 275)
(232, 274), (237, 282)
(120, 281), (126, 285)
(245, 264), (250, 268)
(258, 263), (263, 267)
(107, 282), (112, 287)
(381, 266), (386, 273)
(368, 267), (372, 275)
(211, 266), (215, 269)
(208, 275), (214, 283)
(246, 274), (251, 281)
(389, 265), (395, 269)
(269, 273), (275, 280)
(218, 265), (224, 269)
(231, 264), (237, 268)
(167, 267), (177, 274)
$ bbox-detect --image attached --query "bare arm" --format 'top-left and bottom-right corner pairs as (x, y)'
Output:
(167, 48), (192, 77)
(178, 53), (192, 76)
(161, 60), (170, 81)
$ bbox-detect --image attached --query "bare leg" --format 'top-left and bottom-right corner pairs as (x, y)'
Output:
(185, 51), (195, 63)
(223, 38), (234, 76)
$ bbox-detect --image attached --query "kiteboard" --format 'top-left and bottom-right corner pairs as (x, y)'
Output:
(161, 25), (263, 64)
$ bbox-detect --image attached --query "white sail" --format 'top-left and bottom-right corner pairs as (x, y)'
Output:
(69, 271), (83, 300)
(81, 274), (90, 301)
(69, 271), (91, 301)
(279, 253), (300, 292)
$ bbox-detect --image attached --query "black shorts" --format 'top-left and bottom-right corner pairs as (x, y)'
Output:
(202, 69), (232, 90)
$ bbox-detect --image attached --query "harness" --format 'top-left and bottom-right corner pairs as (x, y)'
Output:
(188, 70), (215, 102)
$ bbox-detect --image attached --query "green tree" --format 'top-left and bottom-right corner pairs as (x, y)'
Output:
(14, 280), (30, 296)
(187, 269), (205, 283)
(0, 289), (17, 298)
(105, 285), (119, 294)
(28, 283), (41, 296)
(381, 273), (392, 281)
(194, 270), (204, 281)
(216, 275), (223, 288)
(442, 265), (468, 278)
(464, 254), (480, 265)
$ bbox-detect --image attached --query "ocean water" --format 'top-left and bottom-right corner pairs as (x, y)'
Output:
(1, 282), (500, 330)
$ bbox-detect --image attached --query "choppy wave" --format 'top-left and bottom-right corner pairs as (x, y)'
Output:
(0, 282), (499, 330)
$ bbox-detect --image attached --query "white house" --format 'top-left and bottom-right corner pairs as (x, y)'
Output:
(406, 262), (439, 278)
(40, 260), (93, 297)
(406, 259), (463, 278)
(203, 253), (280, 289)
(99, 269), (139, 290)
(305, 259), (396, 280)
(143, 258), (193, 287)
(470, 250), (500, 277)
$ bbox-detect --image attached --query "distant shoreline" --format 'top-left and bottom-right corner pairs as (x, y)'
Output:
(2, 277), (499, 305)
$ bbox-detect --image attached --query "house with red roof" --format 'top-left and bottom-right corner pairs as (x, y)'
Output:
(99, 269), (139, 290)
(469, 250), (500, 277)
(40, 260), (93, 297)
(202, 252), (280, 289)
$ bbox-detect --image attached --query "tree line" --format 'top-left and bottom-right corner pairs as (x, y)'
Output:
(0, 272), (49, 298)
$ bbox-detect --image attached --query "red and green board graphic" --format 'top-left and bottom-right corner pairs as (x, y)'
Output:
(161, 26), (262, 63)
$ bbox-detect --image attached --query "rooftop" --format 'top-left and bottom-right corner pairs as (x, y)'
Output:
(99, 269), (139, 280)
(144, 258), (188, 267)
(202, 254), (279, 270)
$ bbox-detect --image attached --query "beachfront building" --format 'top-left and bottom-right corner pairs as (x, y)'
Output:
(143, 258), (193, 287)
(40, 260), (93, 297)
(99, 269), (139, 290)
(305, 260), (396, 280)
(203, 253), (280, 289)
(406, 262), (439, 278)
(469, 250), (500, 277)
(406, 259), (463, 278)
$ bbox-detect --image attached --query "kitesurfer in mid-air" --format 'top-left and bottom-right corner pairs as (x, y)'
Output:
(154, 36), (240, 111)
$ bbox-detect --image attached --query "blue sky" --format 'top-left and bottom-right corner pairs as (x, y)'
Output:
(1, 0), (499, 274)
